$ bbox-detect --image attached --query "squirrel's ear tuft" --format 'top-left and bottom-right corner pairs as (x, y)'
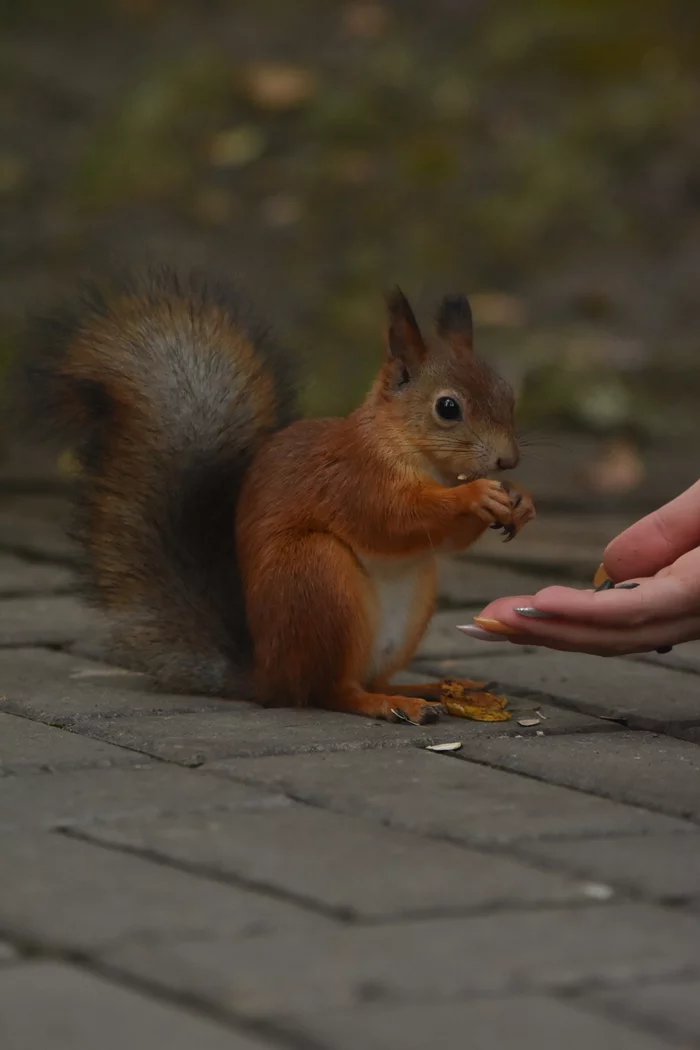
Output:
(384, 287), (426, 379)
(436, 294), (473, 352)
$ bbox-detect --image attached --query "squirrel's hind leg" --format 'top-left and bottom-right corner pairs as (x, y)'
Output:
(248, 532), (373, 710)
(248, 533), (441, 724)
(325, 685), (440, 725)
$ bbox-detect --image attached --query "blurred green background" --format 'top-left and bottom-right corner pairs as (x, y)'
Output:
(1, 0), (699, 495)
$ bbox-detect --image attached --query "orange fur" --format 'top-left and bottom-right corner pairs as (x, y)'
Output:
(237, 290), (533, 723)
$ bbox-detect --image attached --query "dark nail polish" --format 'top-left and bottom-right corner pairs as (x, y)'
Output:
(655, 645), (673, 654)
(615, 582), (640, 590)
(594, 579), (615, 592)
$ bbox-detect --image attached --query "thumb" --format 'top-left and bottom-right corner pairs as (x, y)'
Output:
(605, 480), (700, 581)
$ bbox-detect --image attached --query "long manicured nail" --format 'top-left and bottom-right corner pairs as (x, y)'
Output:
(615, 582), (639, 589)
(513, 607), (558, 620)
(457, 625), (508, 642)
(593, 563), (610, 588)
(472, 617), (520, 636)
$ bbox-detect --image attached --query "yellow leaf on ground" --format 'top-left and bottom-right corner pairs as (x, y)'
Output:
(440, 679), (511, 722)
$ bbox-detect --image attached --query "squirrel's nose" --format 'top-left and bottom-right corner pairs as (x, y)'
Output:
(496, 453), (519, 471)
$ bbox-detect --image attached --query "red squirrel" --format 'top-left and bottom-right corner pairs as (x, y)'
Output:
(21, 268), (534, 724)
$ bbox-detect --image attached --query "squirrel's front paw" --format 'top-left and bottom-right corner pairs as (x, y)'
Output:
(460, 479), (512, 525)
(490, 482), (535, 542)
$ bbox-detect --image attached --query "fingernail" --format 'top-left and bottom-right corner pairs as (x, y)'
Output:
(456, 625), (507, 641)
(513, 607), (558, 620)
(655, 645), (673, 654)
(593, 563), (610, 588)
(615, 582), (639, 590)
(472, 617), (520, 636)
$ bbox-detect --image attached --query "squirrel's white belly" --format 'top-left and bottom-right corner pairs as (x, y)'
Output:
(359, 552), (437, 684)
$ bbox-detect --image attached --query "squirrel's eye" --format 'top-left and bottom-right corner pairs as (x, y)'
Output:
(435, 396), (462, 421)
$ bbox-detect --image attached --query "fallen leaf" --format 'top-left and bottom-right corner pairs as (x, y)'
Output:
(426, 741), (462, 752)
(241, 63), (318, 111)
(440, 679), (511, 722)
(209, 125), (266, 168)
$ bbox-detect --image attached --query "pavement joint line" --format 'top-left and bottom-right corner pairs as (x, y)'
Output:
(58, 825), (627, 926)
(208, 733), (700, 833)
(442, 742), (700, 827)
(0, 929), (322, 1050)
(627, 654), (700, 678)
(3, 918), (700, 1038)
(563, 982), (700, 1048)
(195, 768), (700, 907)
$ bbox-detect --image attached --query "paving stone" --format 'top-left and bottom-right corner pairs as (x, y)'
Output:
(103, 903), (700, 1017)
(0, 832), (318, 948)
(79, 684), (610, 764)
(590, 979), (700, 1045)
(0, 595), (97, 647)
(634, 640), (700, 676)
(436, 557), (567, 607)
(453, 731), (700, 822)
(0, 648), (226, 725)
(424, 652), (700, 730)
(84, 803), (598, 921)
(0, 511), (77, 563)
(0, 962), (272, 1050)
(518, 832), (700, 902)
(0, 712), (150, 774)
(209, 748), (692, 845)
(464, 511), (636, 578)
(0, 554), (75, 597)
(0, 765), (292, 830)
(291, 996), (681, 1050)
(78, 709), (439, 763)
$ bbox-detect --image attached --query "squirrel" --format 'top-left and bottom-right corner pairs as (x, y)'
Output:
(20, 267), (534, 725)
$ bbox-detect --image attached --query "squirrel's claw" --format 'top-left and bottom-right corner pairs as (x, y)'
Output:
(489, 522), (516, 542)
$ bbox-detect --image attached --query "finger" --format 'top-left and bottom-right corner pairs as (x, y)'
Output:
(476, 574), (696, 630)
(478, 613), (700, 656)
(605, 480), (700, 580)
(522, 576), (695, 627)
(469, 599), (700, 655)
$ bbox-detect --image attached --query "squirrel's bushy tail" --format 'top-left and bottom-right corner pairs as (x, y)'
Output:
(20, 267), (297, 695)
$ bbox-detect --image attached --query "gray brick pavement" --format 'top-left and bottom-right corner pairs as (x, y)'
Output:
(213, 747), (694, 845)
(1, 832), (318, 948)
(0, 533), (699, 1048)
(517, 831), (700, 903)
(0, 553), (75, 597)
(453, 730), (700, 821)
(0, 963), (273, 1050)
(589, 979), (700, 1045)
(0, 766), (291, 830)
(0, 711), (154, 774)
(101, 903), (700, 1017)
(290, 997), (682, 1050)
(81, 802), (604, 920)
(0, 595), (95, 647)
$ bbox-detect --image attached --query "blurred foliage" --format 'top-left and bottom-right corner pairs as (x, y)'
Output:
(1, 0), (700, 433)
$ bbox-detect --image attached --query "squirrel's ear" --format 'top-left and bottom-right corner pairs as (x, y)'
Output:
(436, 294), (473, 353)
(384, 287), (426, 380)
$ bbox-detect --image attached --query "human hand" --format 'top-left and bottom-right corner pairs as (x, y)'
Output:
(458, 480), (700, 656)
